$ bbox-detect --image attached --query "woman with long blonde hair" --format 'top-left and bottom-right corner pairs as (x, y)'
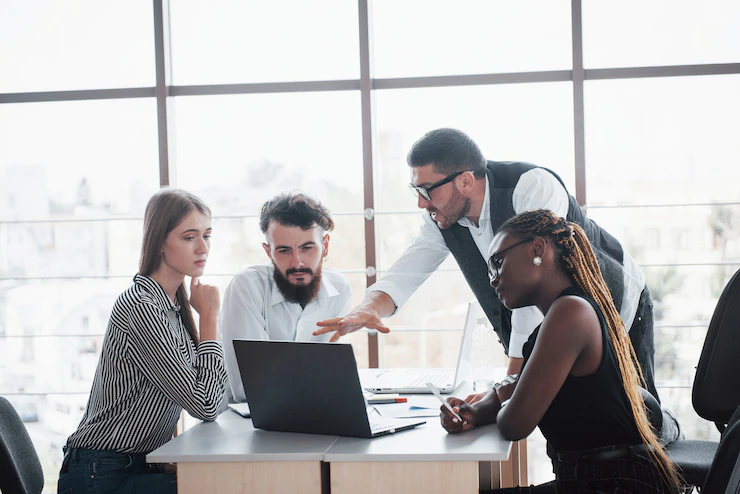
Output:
(441, 209), (681, 493)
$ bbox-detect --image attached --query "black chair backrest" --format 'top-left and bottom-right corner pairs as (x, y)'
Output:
(693, 268), (740, 426)
(702, 406), (740, 494)
(639, 386), (663, 432)
(0, 396), (45, 494)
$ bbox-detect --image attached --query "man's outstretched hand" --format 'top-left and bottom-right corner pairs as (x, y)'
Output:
(314, 292), (396, 342)
(314, 307), (391, 342)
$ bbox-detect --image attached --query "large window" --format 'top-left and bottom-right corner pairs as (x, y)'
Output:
(1, 1), (738, 490)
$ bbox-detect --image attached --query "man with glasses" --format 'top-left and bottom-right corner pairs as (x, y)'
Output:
(316, 128), (662, 409)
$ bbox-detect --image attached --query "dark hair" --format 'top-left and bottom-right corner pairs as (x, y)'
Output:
(259, 191), (334, 234)
(139, 188), (211, 346)
(497, 209), (680, 490)
(406, 128), (487, 177)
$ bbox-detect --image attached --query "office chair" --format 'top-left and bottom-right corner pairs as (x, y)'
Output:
(664, 267), (740, 490)
(702, 406), (740, 494)
(0, 396), (45, 494)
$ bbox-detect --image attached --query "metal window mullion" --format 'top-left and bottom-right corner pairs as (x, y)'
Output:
(586, 63), (740, 81)
(358, 0), (379, 368)
(153, 0), (173, 187)
(571, 0), (586, 206)
(0, 88), (155, 104)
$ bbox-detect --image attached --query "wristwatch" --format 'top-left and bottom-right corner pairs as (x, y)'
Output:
(493, 373), (519, 391)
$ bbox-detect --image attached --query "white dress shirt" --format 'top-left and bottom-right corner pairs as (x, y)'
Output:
(369, 168), (644, 358)
(220, 264), (352, 402)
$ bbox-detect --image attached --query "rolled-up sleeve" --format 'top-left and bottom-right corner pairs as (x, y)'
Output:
(509, 306), (544, 358)
(368, 212), (450, 314)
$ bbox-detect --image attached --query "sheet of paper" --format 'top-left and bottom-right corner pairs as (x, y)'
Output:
(408, 396), (446, 410)
(227, 403), (251, 418)
(370, 403), (440, 418)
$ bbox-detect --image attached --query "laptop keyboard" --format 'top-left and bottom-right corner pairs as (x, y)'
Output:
(369, 419), (386, 432)
(407, 371), (453, 388)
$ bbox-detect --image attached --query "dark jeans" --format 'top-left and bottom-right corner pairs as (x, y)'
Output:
(57, 447), (176, 494)
(485, 444), (678, 493)
(630, 286), (658, 402)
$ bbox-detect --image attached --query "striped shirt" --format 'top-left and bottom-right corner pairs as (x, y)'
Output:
(66, 274), (227, 454)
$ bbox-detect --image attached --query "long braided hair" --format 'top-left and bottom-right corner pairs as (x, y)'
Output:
(498, 209), (680, 490)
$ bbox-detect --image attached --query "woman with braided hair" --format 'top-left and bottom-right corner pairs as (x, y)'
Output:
(439, 209), (681, 493)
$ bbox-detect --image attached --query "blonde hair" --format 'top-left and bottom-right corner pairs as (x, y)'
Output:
(499, 209), (680, 490)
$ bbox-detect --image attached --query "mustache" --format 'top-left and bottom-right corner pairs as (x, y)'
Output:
(285, 268), (314, 276)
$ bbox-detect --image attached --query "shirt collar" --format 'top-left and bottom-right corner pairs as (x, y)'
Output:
(269, 268), (340, 307)
(133, 274), (179, 311)
(457, 174), (490, 228)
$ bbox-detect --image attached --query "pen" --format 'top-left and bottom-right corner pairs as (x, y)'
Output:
(367, 397), (408, 404)
(425, 382), (463, 422)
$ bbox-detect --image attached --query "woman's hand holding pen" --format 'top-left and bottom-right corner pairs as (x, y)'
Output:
(440, 397), (477, 434)
(440, 390), (503, 433)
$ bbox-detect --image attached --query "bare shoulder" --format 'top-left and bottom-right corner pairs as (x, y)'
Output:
(540, 295), (601, 342)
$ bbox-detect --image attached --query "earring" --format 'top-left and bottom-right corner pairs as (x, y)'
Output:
(533, 256), (542, 266)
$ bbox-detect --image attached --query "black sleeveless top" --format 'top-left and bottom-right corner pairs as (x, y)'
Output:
(521, 286), (642, 453)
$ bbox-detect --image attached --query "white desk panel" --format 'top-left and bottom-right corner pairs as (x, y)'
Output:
(146, 414), (339, 463)
(324, 422), (511, 462)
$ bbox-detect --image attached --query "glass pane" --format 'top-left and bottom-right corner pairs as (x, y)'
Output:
(654, 325), (707, 386)
(1, 336), (104, 394)
(0, 99), (160, 221)
(0, 220), (143, 279)
(583, 0), (740, 69)
(587, 204), (740, 265)
(171, 92), (364, 215)
(375, 270), (477, 330)
(0, 278), (130, 336)
(170, 0), (359, 84)
(643, 264), (738, 389)
(0, 0), (155, 92)
(380, 329), (507, 369)
(373, 83), (576, 212)
(372, 0), (572, 78)
(4, 393), (89, 493)
(585, 75), (740, 205)
(660, 387), (721, 442)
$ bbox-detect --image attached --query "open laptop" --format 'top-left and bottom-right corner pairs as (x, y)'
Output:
(232, 340), (426, 438)
(361, 301), (480, 394)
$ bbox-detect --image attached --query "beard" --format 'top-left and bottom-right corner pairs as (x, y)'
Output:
(429, 187), (471, 229)
(273, 261), (323, 307)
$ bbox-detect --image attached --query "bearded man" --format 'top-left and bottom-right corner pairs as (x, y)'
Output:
(221, 191), (351, 402)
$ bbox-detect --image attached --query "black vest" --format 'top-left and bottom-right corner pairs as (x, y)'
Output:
(440, 161), (626, 353)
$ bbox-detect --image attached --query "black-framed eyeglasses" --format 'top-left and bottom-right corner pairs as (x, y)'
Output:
(408, 170), (471, 201)
(487, 238), (533, 282)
